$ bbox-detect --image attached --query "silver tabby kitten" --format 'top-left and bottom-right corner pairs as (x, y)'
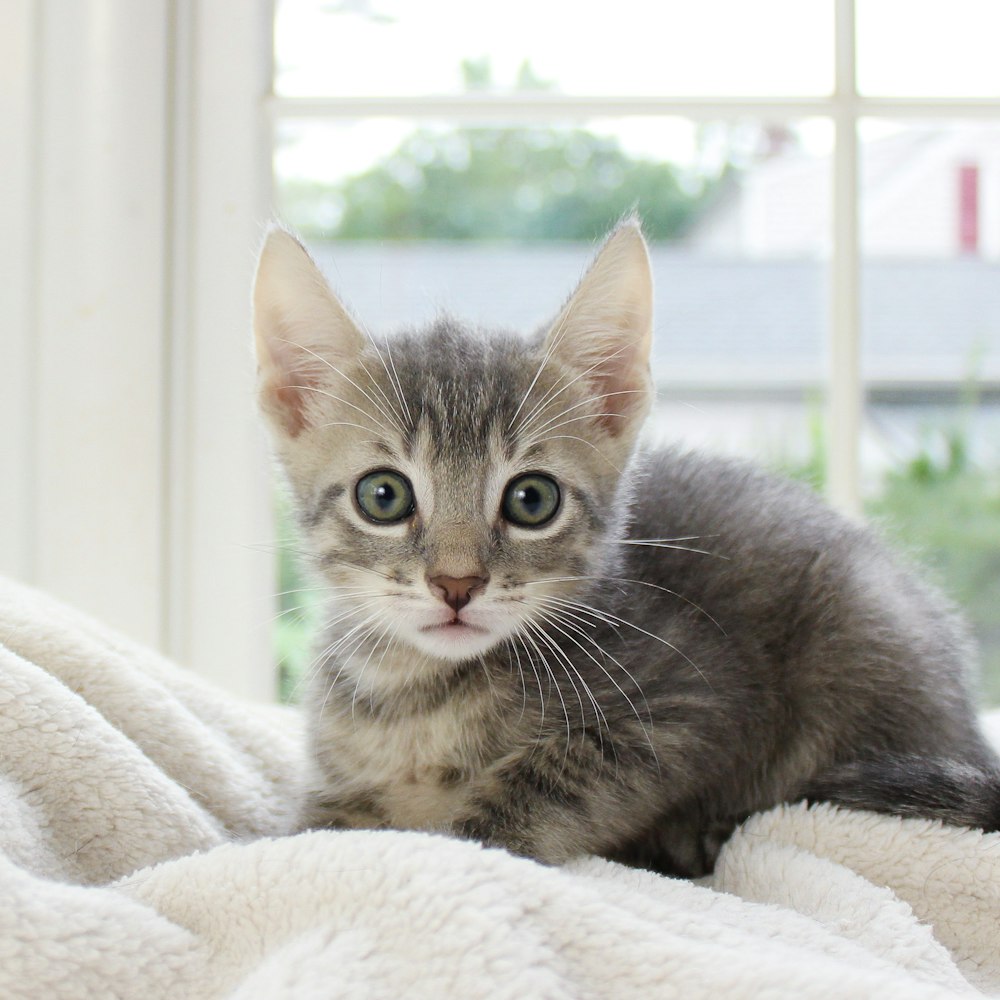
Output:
(254, 220), (1000, 876)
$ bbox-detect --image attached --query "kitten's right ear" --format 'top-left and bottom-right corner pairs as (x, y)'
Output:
(252, 227), (366, 437)
(541, 219), (654, 441)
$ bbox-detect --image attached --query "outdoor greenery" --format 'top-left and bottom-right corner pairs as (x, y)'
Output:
(280, 58), (728, 243)
(279, 125), (727, 244)
(779, 414), (1000, 706)
(274, 492), (324, 703)
(866, 430), (1000, 705)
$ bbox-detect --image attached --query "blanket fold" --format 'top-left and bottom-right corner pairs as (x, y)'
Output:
(1, 575), (997, 999)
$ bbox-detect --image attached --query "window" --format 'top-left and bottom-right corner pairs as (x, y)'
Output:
(6, 3), (995, 703)
(269, 0), (1000, 702)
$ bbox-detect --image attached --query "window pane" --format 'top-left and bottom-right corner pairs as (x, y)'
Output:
(274, 0), (833, 98)
(272, 117), (831, 692)
(860, 121), (1000, 705)
(274, 116), (830, 452)
(858, 0), (1000, 97)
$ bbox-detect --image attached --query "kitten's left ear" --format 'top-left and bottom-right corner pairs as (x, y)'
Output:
(543, 219), (654, 438)
(252, 226), (366, 437)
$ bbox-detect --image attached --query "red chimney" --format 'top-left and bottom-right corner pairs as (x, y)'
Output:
(958, 163), (979, 255)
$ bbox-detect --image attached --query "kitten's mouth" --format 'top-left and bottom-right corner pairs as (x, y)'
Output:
(420, 617), (487, 635)
(411, 613), (500, 660)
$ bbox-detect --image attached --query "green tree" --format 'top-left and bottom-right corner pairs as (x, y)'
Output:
(278, 56), (730, 242)
(280, 126), (727, 243)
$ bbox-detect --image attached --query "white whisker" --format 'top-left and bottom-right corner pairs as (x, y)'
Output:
(507, 279), (610, 434)
(277, 338), (405, 438)
(300, 603), (385, 711)
(510, 635), (547, 732)
(540, 594), (715, 694)
(514, 343), (631, 439)
(527, 601), (658, 771)
(525, 575), (727, 635)
(314, 420), (390, 434)
(287, 383), (390, 436)
(366, 623), (402, 714)
(517, 622), (572, 763)
(523, 618), (596, 761)
(350, 621), (397, 721)
(529, 610), (621, 769)
(519, 434), (622, 474)
(376, 336), (414, 428)
(318, 611), (386, 717)
(616, 540), (727, 559)
(357, 354), (407, 432)
(522, 389), (642, 442)
(503, 642), (529, 722)
(506, 320), (570, 432)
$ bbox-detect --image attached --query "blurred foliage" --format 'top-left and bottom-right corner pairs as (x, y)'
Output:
(867, 430), (1000, 706)
(773, 395), (828, 493)
(781, 410), (1000, 706)
(273, 492), (322, 703)
(279, 56), (729, 243)
(279, 126), (729, 244)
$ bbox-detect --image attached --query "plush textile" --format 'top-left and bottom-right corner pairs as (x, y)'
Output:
(0, 576), (997, 999)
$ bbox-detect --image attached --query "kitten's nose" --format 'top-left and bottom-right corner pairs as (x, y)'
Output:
(427, 574), (489, 612)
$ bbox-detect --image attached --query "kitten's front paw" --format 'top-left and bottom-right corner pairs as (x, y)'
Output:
(454, 813), (577, 866)
(300, 789), (389, 834)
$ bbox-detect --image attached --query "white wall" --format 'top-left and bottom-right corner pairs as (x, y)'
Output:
(0, 0), (277, 700)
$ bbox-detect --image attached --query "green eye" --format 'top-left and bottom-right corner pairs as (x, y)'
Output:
(502, 474), (561, 528)
(356, 470), (414, 523)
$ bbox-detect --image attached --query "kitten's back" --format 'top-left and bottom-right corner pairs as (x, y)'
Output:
(626, 446), (992, 770)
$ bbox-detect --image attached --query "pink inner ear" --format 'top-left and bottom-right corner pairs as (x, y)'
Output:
(265, 381), (310, 437)
(594, 375), (639, 435)
(590, 341), (649, 437)
(259, 329), (330, 437)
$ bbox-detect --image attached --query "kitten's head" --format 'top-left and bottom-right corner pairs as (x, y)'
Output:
(253, 222), (653, 664)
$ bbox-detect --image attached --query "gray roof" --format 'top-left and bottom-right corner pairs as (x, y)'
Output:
(309, 243), (1000, 385)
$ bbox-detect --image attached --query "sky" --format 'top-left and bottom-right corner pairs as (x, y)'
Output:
(272, 0), (1000, 182)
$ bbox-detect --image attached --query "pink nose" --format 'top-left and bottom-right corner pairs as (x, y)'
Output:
(427, 574), (489, 612)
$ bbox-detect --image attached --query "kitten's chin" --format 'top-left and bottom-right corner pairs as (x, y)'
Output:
(407, 621), (501, 661)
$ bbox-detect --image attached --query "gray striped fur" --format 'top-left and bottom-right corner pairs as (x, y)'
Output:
(253, 222), (1000, 875)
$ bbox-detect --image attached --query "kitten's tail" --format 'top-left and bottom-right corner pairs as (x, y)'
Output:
(803, 754), (1000, 832)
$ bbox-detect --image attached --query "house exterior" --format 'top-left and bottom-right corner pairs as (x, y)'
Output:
(689, 123), (1000, 260)
(309, 243), (1000, 387)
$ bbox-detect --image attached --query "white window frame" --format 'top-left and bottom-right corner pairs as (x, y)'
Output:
(265, 0), (1000, 517)
(2, 0), (275, 700)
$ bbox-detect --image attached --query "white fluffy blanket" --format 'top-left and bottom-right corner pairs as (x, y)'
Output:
(1, 576), (998, 999)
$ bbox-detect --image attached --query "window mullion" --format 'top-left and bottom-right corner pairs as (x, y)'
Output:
(827, 0), (863, 516)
